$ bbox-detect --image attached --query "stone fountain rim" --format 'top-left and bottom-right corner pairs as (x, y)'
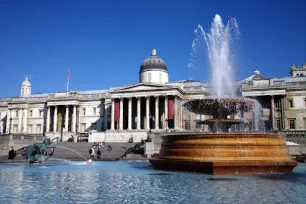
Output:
(159, 132), (284, 137)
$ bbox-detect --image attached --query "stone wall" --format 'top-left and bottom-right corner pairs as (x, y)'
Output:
(89, 130), (148, 143)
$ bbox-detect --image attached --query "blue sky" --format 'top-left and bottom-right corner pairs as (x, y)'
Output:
(0, 0), (305, 97)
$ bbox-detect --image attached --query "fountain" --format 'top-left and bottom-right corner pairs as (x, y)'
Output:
(25, 138), (55, 164)
(150, 14), (297, 174)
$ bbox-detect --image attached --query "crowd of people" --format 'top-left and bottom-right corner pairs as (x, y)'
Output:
(89, 142), (113, 160)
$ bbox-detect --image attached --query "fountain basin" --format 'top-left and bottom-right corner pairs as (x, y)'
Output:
(150, 132), (297, 174)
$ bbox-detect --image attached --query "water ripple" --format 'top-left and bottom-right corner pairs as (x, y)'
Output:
(0, 161), (305, 203)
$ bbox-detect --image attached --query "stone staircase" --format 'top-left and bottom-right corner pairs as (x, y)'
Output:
(50, 142), (146, 161)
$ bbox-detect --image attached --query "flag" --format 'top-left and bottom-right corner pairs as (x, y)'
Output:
(168, 99), (174, 119)
(115, 101), (120, 121)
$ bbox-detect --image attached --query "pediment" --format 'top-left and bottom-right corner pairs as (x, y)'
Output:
(110, 83), (174, 93)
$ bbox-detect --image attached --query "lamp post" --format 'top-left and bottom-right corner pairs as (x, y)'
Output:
(9, 117), (13, 134)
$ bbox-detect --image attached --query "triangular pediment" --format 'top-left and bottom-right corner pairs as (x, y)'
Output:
(110, 83), (176, 93)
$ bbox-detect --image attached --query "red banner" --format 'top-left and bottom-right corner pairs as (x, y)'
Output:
(115, 101), (120, 121)
(168, 99), (174, 119)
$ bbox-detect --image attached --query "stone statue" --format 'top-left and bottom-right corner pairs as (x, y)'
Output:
(25, 138), (55, 164)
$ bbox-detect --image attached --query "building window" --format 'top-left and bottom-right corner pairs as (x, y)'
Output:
(276, 119), (281, 130)
(289, 119), (295, 129)
(93, 108), (96, 115)
(288, 99), (293, 108)
(13, 124), (18, 133)
(148, 73), (151, 82)
(28, 124), (32, 133)
(81, 123), (86, 132)
(304, 118), (306, 129)
(184, 121), (190, 130)
(30, 110), (33, 117)
(16, 110), (18, 117)
(82, 108), (86, 115)
(39, 110), (43, 117)
(159, 73), (162, 82)
(36, 124), (41, 133)
(304, 99), (306, 108)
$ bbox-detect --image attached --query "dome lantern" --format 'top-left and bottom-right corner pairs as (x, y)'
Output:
(21, 77), (31, 97)
(139, 47), (169, 84)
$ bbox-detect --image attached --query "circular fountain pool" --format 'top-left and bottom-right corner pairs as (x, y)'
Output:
(0, 161), (305, 203)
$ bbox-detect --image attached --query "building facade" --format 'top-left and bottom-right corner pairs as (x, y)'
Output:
(0, 48), (305, 142)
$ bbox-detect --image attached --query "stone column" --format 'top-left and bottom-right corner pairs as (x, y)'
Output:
(155, 96), (159, 129)
(104, 104), (108, 130)
(128, 98), (132, 130)
(6, 109), (11, 134)
(137, 97), (141, 130)
(23, 108), (28, 133)
(46, 106), (50, 132)
(119, 98), (123, 130)
(146, 96), (150, 130)
(271, 96), (275, 129)
(65, 105), (69, 132)
(164, 96), (168, 129)
(111, 99), (115, 130)
(18, 109), (22, 132)
(174, 96), (178, 129)
(53, 106), (58, 132)
(72, 105), (76, 132)
(282, 97), (287, 129)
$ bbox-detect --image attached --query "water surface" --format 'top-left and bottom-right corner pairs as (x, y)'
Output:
(0, 161), (305, 204)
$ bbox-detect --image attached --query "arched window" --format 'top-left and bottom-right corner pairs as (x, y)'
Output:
(148, 73), (151, 82)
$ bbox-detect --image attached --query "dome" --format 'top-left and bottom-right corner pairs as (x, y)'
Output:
(21, 77), (31, 87)
(139, 48), (168, 73)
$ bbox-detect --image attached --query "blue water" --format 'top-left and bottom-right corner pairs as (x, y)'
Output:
(0, 161), (306, 204)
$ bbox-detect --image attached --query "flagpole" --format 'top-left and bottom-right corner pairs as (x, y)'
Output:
(67, 69), (70, 92)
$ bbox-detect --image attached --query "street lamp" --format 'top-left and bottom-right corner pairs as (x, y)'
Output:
(9, 117), (13, 134)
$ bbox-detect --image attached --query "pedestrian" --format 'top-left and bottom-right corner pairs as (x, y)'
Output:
(8, 146), (16, 160)
(89, 146), (95, 160)
(97, 148), (102, 160)
(21, 147), (27, 160)
(49, 147), (55, 157)
(107, 145), (112, 152)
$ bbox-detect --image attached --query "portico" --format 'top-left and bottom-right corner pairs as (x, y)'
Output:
(46, 102), (78, 133)
(109, 83), (184, 131)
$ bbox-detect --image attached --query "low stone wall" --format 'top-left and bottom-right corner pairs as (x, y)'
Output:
(89, 130), (148, 143)
(0, 134), (44, 156)
(281, 130), (306, 156)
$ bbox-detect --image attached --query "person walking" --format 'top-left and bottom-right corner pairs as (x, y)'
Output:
(89, 146), (95, 160)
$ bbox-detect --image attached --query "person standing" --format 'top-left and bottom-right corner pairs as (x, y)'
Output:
(97, 148), (102, 160)
(89, 146), (95, 160)
(8, 146), (16, 160)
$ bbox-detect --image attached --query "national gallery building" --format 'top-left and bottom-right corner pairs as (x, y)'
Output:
(0, 48), (305, 142)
